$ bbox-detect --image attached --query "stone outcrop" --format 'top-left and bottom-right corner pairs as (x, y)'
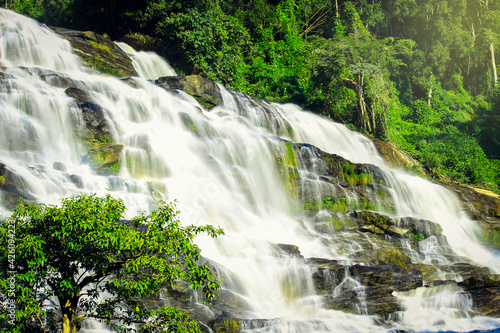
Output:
(459, 274), (500, 317)
(156, 75), (222, 108)
(52, 26), (137, 77)
(441, 181), (500, 229)
(64, 87), (111, 143)
(120, 32), (162, 52)
(309, 258), (422, 317)
(365, 134), (422, 170)
(0, 163), (35, 210)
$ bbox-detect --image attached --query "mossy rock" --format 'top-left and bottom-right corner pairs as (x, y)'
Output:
(211, 319), (241, 333)
(375, 248), (411, 269)
(52, 27), (137, 77)
(156, 75), (222, 108)
(120, 33), (162, 51)
(356, 210), (410, 238)
(85, 144), (124, 176)
(364, 134), (423, 171)
(65, 87), (111, 144)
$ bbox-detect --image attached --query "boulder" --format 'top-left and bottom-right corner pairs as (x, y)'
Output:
(365, 135), (422, 171)
(274, 243), (303, 258)
(0, 163), (36, 209)
(459, 274), (500, 317)
(65, 87), (111, 143)
(52, 26), (137, 77)
(156, 75), (222, 108)
(459, 274), (500, 290)
(84, 144), (124, 176)
(463, 287), (500, 317)
(308, 257), (422, 317)
(120, 33), (162, 52)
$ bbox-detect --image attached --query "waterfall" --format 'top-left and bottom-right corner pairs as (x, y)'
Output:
(1, 8), (500, 333)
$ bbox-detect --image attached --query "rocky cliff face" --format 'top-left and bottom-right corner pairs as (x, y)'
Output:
(2, 28), (500, 331)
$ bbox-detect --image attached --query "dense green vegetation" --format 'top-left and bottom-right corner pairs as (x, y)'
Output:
(3, 0), (500, 189)
(0, 194), (223, 333)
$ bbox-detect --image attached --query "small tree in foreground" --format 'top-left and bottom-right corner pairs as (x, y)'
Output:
(0, 194), (224, 333)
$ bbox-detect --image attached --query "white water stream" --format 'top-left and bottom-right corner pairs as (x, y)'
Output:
(1, 8), (500, 333)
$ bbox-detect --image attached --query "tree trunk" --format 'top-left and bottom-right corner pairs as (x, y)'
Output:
(427, 73), (433, 106)
(356, 74), (371, 133)
(490, 42), (497, 89)
(342, 76), (371, 133)
(335, 0), (339, 17)
(61, 297), (80, 333)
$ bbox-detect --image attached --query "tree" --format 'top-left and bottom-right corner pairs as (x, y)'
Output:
(0, 194), (223, 333)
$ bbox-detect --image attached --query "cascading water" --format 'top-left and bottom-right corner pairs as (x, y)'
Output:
(1, 8), (500, 333)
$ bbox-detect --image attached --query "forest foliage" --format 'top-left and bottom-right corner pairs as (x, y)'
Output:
(3, 0), (500, 189)
(0, 194), (223, 333)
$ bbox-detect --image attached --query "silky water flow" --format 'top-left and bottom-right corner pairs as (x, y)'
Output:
(1, 8), (500, 333)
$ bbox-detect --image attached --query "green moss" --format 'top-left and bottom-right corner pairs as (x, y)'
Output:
(323, 156), (337, 166)
(215, 319), (240, 333)
(284, 141), (297, 167)
(304, 196), (394, 215)
(275, 141), (299, 200)
(379, 248), (409, 269)
(0, 176), (5, 186)
(331, 217), (355, 231)
(408, 226), (425, 241)
(179, 113), (199, 135)
(284, 122), (296, 140)
(192, 94), (216, 109)
(88, 133), (112, 146)
(407, 165), (427, 178)
(304, 197), (350, 213)
(86, 143), (123, 176)
(109, 161), (122, 171)
(342, 164), (373, 186)
(343, 163), (355, 175)
(88, 39), (112, 53)
(79, 52), (123, 77)
(477, 229), (500, 248)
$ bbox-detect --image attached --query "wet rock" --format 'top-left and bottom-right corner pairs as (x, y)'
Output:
(0, 68), (15, 80)
(53, 161), (66, 172)
(0, 163), (36, 209)
(308, 257), (422, 317)
(366, 135), (422, 170)
(440, 182), (500, 220)
(274, 243), (303, 258)
(459, 274), (500, 290)
(455, 273), (500, 317)
(310, 263), (347, 295)
(33, 67), (82, 88)
(52, 26), (137, 77)
(84, 144), (123, 176)
(205, 289), (252, 319)
(65, 87), (110, 143)
(120, 33), (162, 52)
(69, 174), (83, 188)
(156, 75), (221, 108)
(324, 290), (401, 317)
(439, 182), (500, 247)
(356, 210), (410, 238)
(208, 318), (242, 333)
(398, 217), (443, 239)
(463, 287), (500, 317)
(349, 263), (422, 291)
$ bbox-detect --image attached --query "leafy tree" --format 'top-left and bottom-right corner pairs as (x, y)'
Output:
(0, 194), (223, 333)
